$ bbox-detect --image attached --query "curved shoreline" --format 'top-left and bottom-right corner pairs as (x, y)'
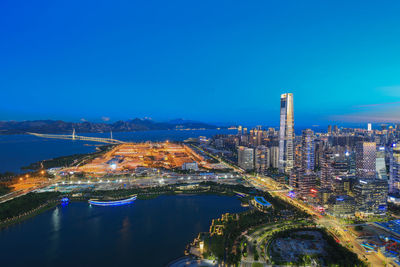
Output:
(0, 184), (250, 230)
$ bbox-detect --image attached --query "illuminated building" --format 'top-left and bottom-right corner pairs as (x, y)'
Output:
(328, 195), (355, 218)
(368, 123), (372, 132)
(327, 125), (332, 135)
(376, 149), (387, 180)
(237, 146), (254, 171)
(333, 125), (339, 134)
(269, 146), (279, 169)
(320, 149), (334, 190)
(290, 168), (316, 199)
(278, 93), (294, 173)
(237, 125), (242, 136)
(354, 178), (388, 216)
(255, 146), (269, 174)
(182, 162), (198, 171)
(301, 129), (315, 174)
(332, 176), (351, 195)
(318, 188), (333, 205)
(356, 142), (377, 179)
(251, 196), (272, 212)
(389, 144), (400, 194)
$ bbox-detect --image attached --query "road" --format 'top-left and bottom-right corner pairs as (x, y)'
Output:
(0, 177), (57, 204)
(245, 175), (387, 266)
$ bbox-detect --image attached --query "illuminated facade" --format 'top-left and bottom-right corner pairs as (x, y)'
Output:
(278, 93), (294, 173)
(354, 178), (387, 215)
(320, 149), (334, 190)
(355, 142), (377, 179)
(376, 149), (387, 180)
(269, 146), (279, 169)
(389, 144), (400, 194)
(255, 145), (269, 173)
(301, 129), (315, 174)
(238, 146), (254, 171)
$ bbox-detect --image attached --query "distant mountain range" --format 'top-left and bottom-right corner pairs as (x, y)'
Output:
(0, 119), (220, 134)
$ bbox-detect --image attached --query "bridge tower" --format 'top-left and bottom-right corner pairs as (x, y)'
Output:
(72, 128), (76, 140)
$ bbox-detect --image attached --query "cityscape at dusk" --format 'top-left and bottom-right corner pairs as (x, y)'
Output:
(1, 1), (400, 267)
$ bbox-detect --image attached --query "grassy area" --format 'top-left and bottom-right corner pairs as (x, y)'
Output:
(201, 190), (310, 265)
(0, 184), (11, 197)
(0, 201), (59, 229)
(0, 192), (61, 221)
(89, 181), (258, 200)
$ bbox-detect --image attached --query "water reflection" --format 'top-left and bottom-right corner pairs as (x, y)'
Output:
(0, 195), (246, 267)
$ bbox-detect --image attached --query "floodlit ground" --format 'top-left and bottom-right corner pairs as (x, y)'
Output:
(11, 177), (48, 192)
(71, 142), (205, 173)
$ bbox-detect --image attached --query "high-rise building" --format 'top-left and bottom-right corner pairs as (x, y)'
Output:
(278, 93), (294, 173)
(255, 146), (269, 174)
(290, 168), (316, 199)
(328, 195), (355, 218)
(237, 146), (254, 171)
(301, 129), (315, 174)
(368, 123), (372, 132)
(356, 142), (377, 179)
(269, 146), (279, 169)
(389, 144), (400, 194)
(327, 125), (332, 135)
(333, 125), (339, 134)
(376, 148), (387, 180)
(354, 178), (388, 215)
(320, 149), (334, 190)
(237, 125), (242, 136)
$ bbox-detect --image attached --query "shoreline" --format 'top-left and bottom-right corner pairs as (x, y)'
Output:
(0, 185), (250, 230)
(0, 200), (59, 229)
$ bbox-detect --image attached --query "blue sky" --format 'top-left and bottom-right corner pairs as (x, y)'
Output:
(1, 0), (400, 126)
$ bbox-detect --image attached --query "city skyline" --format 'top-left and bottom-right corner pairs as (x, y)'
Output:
(2, 1), (400, 125)
(3, 2), (400, 266)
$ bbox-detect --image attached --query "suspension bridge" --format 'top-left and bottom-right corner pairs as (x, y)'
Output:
(27, 129), (125, 144)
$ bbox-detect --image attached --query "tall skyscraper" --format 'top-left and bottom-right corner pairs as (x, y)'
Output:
(237, 146), (254, 171)
(376, 148), (387, 180)
(255, 146), (269, 174)
(320, 149), (334, 190)
(333, 125), (339, 134)
(389, 144), (400, 194)
(368, 123), (372, 132)
(278, 93), (294, 173)
(356, 142), (377, 179)
(269, 146), (279, 169)
(237, 125), (242, 136)
(301, 129), (315, 174)
(327, 125), (332, 135)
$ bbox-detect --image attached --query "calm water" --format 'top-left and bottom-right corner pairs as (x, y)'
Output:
(0, 129), (234, 173)
(0, 195), (246, 267)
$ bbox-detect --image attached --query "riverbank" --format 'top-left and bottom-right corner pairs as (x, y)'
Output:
(0, 194), (245, 267)
(0, 181), (253, 229)
(0, 197), (60, 229)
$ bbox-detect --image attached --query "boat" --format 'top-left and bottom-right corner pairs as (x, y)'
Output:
(88, 195), (137, 206)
